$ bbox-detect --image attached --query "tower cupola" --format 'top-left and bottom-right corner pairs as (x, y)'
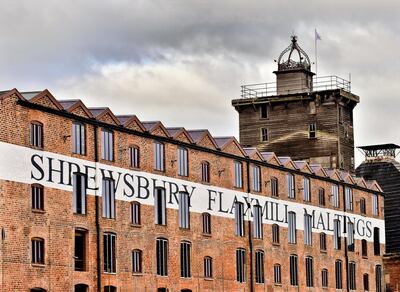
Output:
(274, 36), (315, 95)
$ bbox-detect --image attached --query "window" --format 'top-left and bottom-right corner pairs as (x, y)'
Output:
(236, 248), (246, 283)
(260, 128), (268, 142)
(374, 227), (380, 255)
(72, 122), (85, 155)
(154, 188), (166, 225)
(31, 238), (44, 264)
(129, 146), (140, 168)
(349, 262), (356, 290)
(309, 122), (316, 138)
(372, 194), (379, 215)
(130, 202), (141, 225)
(335, 260), (343, 289)
(31, 184), (44, 211)
(347, 221), (355, 252)
(30, 122), (43, 148)
(271, 177), (278, 197)
(288, 211), (296, 244)
(178, 147), (188, 176)
(74, 284), (88, 292)
(360, 198), (366, 215)
(154, 141), (165, 171)
(272, 224), (280, 244)
(332, 184), (339, 207)
(234, 161), (243, 188)
(376, 265), (382, 292)
(363, 273), (369, 291)
(235, 202), (245, 237)
(253, 205), (263, 239)
(104, 286), (116, 292)
(362, 239), (368, 257)
(255, 250), (264, 284)
(132, 249), (142, 273)
(303, 177), (311, 202)
(287, 173), (295, 199)
(345, 187), (353, 211)
(260, 104), (268, 119)
(73, 173), (86, 215)
(274, 264), (281, 284)
(252, 165), (261, 192)
(201, 161), (210, 183)
(304, 214), (312, 245)
(204, 256), (213, 278)
(334, 219), (341, 250)
(318, 188), (325, 206)
(289, 254), (298, 286)
(321, 269), (328, 288)
(101, 129), (114, 161)
(74, 230), (86, 271)
(305, 256), (314, 287)
(102, 179), (115, 219)
(202, 213), (211, 234)
(103, 233), (116, 273)
(156, 238), (168, 276)
(179, 192), (190, 229)
(320, 233), (326, 251)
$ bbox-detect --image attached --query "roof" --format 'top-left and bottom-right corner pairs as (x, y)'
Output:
(358, 144), (400, 151)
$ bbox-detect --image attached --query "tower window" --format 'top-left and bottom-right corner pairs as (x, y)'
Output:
(260, 128), (269, 142)
(309, 123), (316, 139)
(260, 104), (268, 119)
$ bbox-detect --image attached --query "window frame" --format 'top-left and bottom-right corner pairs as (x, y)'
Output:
(101, 128), (114, 161)
(305, 256), (314, 287)
(180, 241), (191, 278)
(154, 187), (167, 226)
(289, 254), (298, 286)
(204, 256), (213, 279)
(102, 178), (115, 219)
(178, 191), (190, 229)
(234, 161), (243, 189)
(260, 128), (269, 142)
(201, 161), (210, 183)
(74, 229), (87, 271)
(72, 122), (86, 155)
(130, 201), (141, 226)
(177, 147), (189, 177)
(129, 145), (140, 168)
(271, 177), (278, 197)
(31, 184), (44, 211)
(236, 248), (246, 283)
(31, 237), (45, 265)
(274, 264), (281, 284)
(251, 164), (261, 192)
(288, 211), (296, 244)
(202, 212), (211, 235)
(235, 201), (245, 237)
(253, 205), (263, 239)
(153, 141), (165, 172)
(73, 173), (86, 215)
(30, 121), (44, 149)
(156, 237), (168, 276)
(255, 250), (265, 284)
(103, 232), (116, 274)
(287, 173), (295, 199)
(132, 249), (142, 274)
(309, 122), (316, 139)
(272, 224), (280, 244)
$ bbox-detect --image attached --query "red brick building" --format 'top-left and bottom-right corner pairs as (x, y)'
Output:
(0, 88), (385, 292)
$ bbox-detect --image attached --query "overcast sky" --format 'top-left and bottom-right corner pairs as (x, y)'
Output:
(1, 0), (399, 165)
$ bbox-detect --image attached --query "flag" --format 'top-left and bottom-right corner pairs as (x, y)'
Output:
(315, 29), (322, 41)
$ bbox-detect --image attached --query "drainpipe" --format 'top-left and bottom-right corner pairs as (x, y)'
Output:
(342, 185), (349, 292)
(94, 125), (101, 291)
(246, 161), (254, 292)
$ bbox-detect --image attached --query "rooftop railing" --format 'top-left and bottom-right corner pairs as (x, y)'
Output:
(240, 75), (351, 99)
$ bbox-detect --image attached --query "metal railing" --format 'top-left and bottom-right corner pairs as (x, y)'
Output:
(240, 75), (351, 99)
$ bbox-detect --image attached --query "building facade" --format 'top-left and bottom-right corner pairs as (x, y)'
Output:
(0, 88), (385, 291)
(232, 36), (358, 172)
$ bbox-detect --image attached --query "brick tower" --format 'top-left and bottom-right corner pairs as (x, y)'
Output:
(232, 36), (359, 172)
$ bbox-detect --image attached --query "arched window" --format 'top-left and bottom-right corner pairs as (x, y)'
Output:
(272, 224), (279, 244)
(129, 145), (140, 168)
(130, 201), (141, 225)
(31, 237), (44, 264)
(31, 184), (44, 211)
(201, 161), (210, 183)
(321, 269), (328, 288)
(74, 284), (88, 292)
(204, 256), (212, 278)
(132, 249), (142, 273)
(202, 213), (211, 235)
(30, 121), (43, 148)
(104, 286), (117, 292)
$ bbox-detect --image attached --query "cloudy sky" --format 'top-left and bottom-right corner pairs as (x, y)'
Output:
(1, 0), (399, 165)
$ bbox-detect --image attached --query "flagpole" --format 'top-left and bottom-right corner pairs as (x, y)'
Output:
(315, 28), (318, 77)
